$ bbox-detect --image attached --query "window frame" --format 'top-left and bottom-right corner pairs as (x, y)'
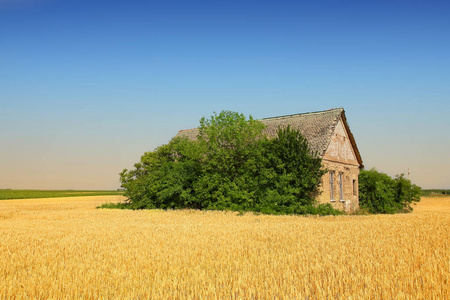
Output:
(329, 171), (335, 201)
(339, 172), (344, 201)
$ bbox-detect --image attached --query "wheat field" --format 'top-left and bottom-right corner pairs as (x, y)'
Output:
(0, 196), (449, 299)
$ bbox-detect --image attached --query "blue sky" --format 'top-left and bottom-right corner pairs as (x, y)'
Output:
(1, 0), (449, 189)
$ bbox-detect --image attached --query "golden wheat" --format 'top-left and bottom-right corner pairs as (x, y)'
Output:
(0, 195), (449, 299)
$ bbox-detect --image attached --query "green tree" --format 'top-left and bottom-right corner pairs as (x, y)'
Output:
(358, 169), (421, 214)
(117, 110), (338, 215)
(197, 111), (266, 180)
(120, 137), (204, 209)
(394, 174), (421, 212)
(267, 126), (325, 203)
(194, 111), (267, 210)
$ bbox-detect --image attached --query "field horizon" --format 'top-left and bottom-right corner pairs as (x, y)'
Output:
(0, 189), (123, 200)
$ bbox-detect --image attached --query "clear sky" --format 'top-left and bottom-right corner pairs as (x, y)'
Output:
(1, 0), (449, 190)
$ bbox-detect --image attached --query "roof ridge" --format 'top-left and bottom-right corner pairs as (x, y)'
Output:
(178, 128), (197, 133)
(260, 107), (343, 121)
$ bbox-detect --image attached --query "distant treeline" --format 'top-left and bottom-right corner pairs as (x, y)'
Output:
(0, 190), (123, 200)
(421, 189), (450, 196)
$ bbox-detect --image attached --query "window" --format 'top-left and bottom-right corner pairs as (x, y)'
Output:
(329, 171), (335, 201)
(353, 179), (357, 196)
(339, 172), (344, 201)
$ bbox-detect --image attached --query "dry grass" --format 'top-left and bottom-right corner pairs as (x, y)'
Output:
(413, 196), (450, 213)
(0, 196), (449, 298)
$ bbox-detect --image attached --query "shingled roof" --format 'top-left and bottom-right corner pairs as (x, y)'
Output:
(259, 108), (342, 156)
(176, 108), (362, 166)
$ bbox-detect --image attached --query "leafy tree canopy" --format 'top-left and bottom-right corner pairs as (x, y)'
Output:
(359, 169), (421, 214)
(118, 110), (336, 215)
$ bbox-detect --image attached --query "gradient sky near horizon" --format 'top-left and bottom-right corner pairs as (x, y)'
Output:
(1, 0), (449, 190)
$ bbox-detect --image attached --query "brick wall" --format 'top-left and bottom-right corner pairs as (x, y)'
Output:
(315, 118), (361, 212)
(316, 160), (360, 212)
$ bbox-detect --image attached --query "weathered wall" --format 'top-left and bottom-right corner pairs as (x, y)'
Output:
(316, 119), (361, 212)
(322, 119), (359, 166)
(316, 161), (360, 212)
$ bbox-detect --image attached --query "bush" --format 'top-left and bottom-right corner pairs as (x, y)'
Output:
(114, 110), (337, 215)
(394, 174), (421, 212)
(119, 137), (204, 210)
(262, 126), (325, 206)
(359, 169), (421, 214)
(97, 202), (131, 209)
(421, 189), (450, 196)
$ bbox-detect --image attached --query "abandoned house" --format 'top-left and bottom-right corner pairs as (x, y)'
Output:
(176, 108), (363, 212)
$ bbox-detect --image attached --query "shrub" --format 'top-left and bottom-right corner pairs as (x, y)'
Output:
(359, 169), (421, 214)
(394, 174), (421, 212)
(97, 202), (131, 209)
(116, 111), (335, 215)
(262, 126), (325, 206)
(119, 137), (204, 210)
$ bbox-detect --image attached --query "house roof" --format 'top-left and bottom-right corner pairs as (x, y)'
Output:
(176, 108), (363, 167)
